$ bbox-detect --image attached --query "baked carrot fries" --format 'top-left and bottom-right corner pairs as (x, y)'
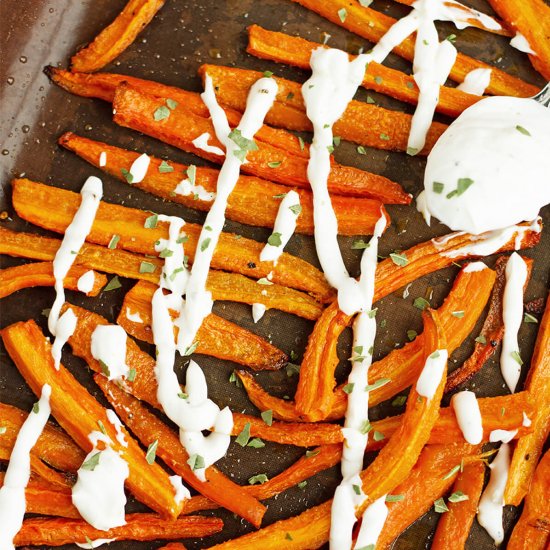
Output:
(70, 0), (166, 73)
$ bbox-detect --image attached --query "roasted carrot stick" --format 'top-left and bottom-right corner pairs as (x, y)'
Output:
(199, 64), (445, 155)
(14, 514), (223, 547)
(95, 376), (267, 528)
(1, 320), (183, 519)
(11, 178), (333, 301)
(59, 131), (392, 234)
(0, 261), (106, 299)
(487, 0), (550, 80)
(247, 25), (482, 118)
(431, 461), (485, 550)
(291, 0), (538, 97)
(505, 295), (550, 505)
(70, 0), (166, 73)
(507, 450), (550, 550)
(446, 256), (533, 391)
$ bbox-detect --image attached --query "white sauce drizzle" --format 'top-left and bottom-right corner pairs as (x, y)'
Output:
(330, 473), (366, 549)
(440, 2), (502, 31)
(522, 412), (532, 427)
(192, 132), (225, 157)
(416, 349), (448, 400)
(99, 151), (107, 167)
(489, 429), (518, 443)
(355, 495), (389, 549)
(106, 409), (128, 448)
(125, 308), (143, 324)
(77, 270), (96, 294)
(169, 475), (191, 504)
(48, 176), (103, 368)
(510, 32), (537, 55)
(128, 153), (150, 184)
(0, 385), (51, 550)
(91, 325), (130, 382)
(76, 539), (115, 549)
(451, 390), (483, 444)
(252, 303), (266, 323)
(259, 190), (301, 264)
(457, 68), (492, 95)
(463, 261), (487, 272)
(174, 178), (216, 202)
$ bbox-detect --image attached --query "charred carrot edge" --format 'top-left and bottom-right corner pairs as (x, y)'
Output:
(14, 513), (222, 547)
(505, 295), (550, 505)
(0, 261), (107, 299)
(507, 450), (550, 550)
(247, 25), (482, 118)
(291, 0), (538, 97)
(431, 461), (485, 550)
(199, 64), (445, 156)
(1, 320), (182, 519)
(446, 256), (533, 391)
(11, 178), (333, 301)
(116, 283), (288, 370)
(0, 402), (85, 473)
(70, 0), (166, 73)
(95, 375), (267, 528)
(59, 131), (393, 234)
(487, 0), (550, 80)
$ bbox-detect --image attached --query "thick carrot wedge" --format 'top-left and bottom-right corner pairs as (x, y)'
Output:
(508, 450), (550, 550)
(0, 261), (106, 299)
(247, 25), (482, 118)
(199, 64), (445, 155)
(70, 0), (166, 73)
(59, 131), (390, 234)
(505, 295), (550, 505)
(432, 461), (485, 550)
(446, 256), (533, 391)
(115, 284), (288, 369)
(0, 402), (85, 472)
(1, 320), (182, 519)
(11, 178), (333, 301)
(14, 514), (222, 547)
(96, 376), (267, 528)
(291, 0), (538, 97)
(487, 0), (550, 80)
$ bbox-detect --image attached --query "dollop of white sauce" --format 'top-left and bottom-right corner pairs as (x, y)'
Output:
(192, 132), (225, 157)
(451, 390), (483, 444)
(77, 270), (96, 294)
(0, 385), (51, 550)
(500, 253), (527, 392)
(416, 349), (448, 400)
(128, 153), (150, 184)
(125, 308), (143, 324)
(355, 495), (389, 549)
(457, 68), (492, 96)
(510, 32), (537, 55)
(91, 325), (130, 382)
(251, 303), (266, 323)
(420, 97), (550, 234)
(169, 475), (191, 505)
(489, 428), (518, 443)
(259, 190), (301, 264)
(99, 151), (107, 167)
(477, 443), (510, 545)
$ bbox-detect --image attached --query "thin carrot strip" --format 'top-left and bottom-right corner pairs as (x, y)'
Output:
(0, 261), (106, 299)
(199, 64), (445, 155)
(291, 0), (538, 97)
(1, 320), (183, 519)
(432, 461), (486, 550)
(70, 0), (166, 73)
(505, 295), (550, 505)
(11, 178), (333, 301)
(247, 25), (482, 118)
(14, 514), (222, 547)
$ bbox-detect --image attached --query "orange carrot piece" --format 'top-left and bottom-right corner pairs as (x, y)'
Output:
(487, 0), (550, 80)
(14, 513), (222, 547)
(11, 178), (332, 301)
(291, 0), (538, 97)
(1, 320), (182, 519)
(70, 0), (166, 73)
(0, 261), (106, 299)
(199, 64), (445, 155)
(505, 295), (550, 505)
(507, 450), (550, 550)
(247, 25), (483, 118)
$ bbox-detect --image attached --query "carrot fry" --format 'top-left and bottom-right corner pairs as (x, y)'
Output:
(59, 131), (390, 234)
(11, 178), (333, 301)
(199, 64), (445, 155)
(505, 295), (550, 505)
(116, 283), (288, 369)
(446, 256), (533, 391)
(247, 25), (482, 118)
(507, 450), (550, 550)
(0, 261), (106, 299)
(291, 0), (538, 97)
(431, 461), (485, 550)
(1, 320), (183, 519)
(487, 0), (550, 80)
(95, 376), (267, 528)
(14, 513), (222, 547)
(70, 0), (166, 73)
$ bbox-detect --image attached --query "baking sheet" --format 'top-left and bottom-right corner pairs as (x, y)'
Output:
(1, 0), (548, 548)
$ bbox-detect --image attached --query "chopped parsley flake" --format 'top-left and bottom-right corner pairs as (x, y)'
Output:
(359, 420), (372, 434)
(108, 234), (120, 249)
(235, 422), (251, 447)
(289, 204), (302, 215)
(159, 248), (173, 258)
(32, 402), (40, 414)
(182, 341), (199, 356)
(166, 98), (178, 110)
(158, 160), (174, 173)
(298, 136), (305, 151)
(448, 491), (469, 503)
(407, 147), (419, 156)
(145, 440), (158, 464)
(144, 214), (158, 229)
(297, 481), (307, 489)
(97, 420), (107, 434)
(267, 232), (282, 247)
(452, 310), (465, 318)
(139, 261), (156, 274)
(407, 329), (418, 341)
(511, 350), (523, 365)
(385, 494), (404, 502)
(305, 449), (319, 458)
(121, 168), (134, 183)
(373, 430), (385, 441)
(413, 297), (430, 310)
(516, 125), (531, 136)
(353, 484), (361, 495)
(248, 473), (269, 485)
(153, 105), (171, 121)
(475, 335), (487, 344)
(343, 383), (355, 394)
(364, 378), (390, 392)
(392, 395), (407, 407)
(390, 252), (408, 266)
(186, 164), (197, 185)
(374, 76), (383, 85)
(442, 464), (461, 480)
(352, 239), (370, 250)
(187, 454), (205, 471)
(433, 181), (445, 194)
(99, 360), (111, 378)
(200, 238), (211, 251)
(263, 70), (273, 78)
(285, 533), (293, 541)
(247, 438), (265, 448)
(357, 145), (367, 155)
(126, 368), (136, 383)
(267, 161), (282, 168)
(379, 133), (390, 141)
(103, 276), (121, 292)
(434, 497), (449, 513)
(261, 409), (273, 426)
(524, 313), (538, 323)
(338, 7), (347, 22)
(81, 452), (101, 471)
(447, 177), (474, 199)
(228, 129), (258, 161)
